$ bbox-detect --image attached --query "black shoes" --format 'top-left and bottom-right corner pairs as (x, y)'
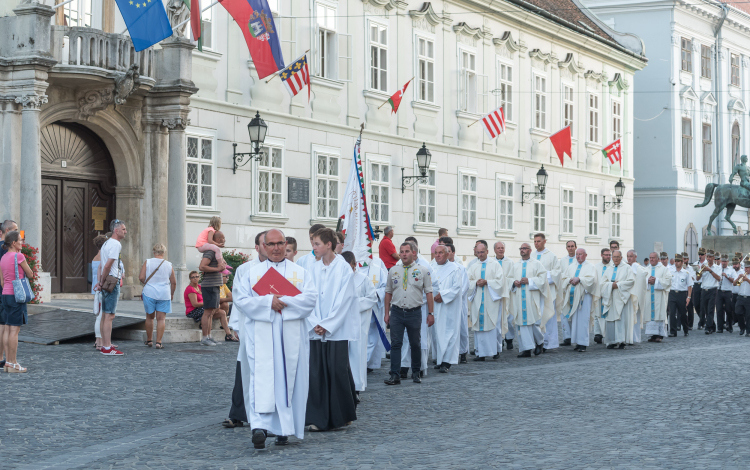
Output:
(697, 325), (704, 330)
(705, 329), (712, 335)
(517, 350), (531, 358)
(575, 346), (586, 352)
(367, 368), (373, 374)
(439, 364), (448, 373)
(413, 372), (422, 384)
(384, 373), (401, 385)
(275, 436), (289, 446)
(400, 367), (409, 379)
(668, 333), (677, 337)
(594, 334), (603, 344)
(618, 343), (626, 349)
(434, 363), (442, 369)
(473, 356), (485, 362)
(470, 350), (476, 356)
(505, 339), (513, 350)
(717, 329), (724, 334)
(684, 331), (689, 337)
(252, 429), (268, 449)
(432, 359), (437, 365)
(533, 343), (543, 355)
(606, 344), (617, 349)
(492, 353), (500, 359)
(740, 330), (746, 336)
(459, 353), (468, 364)
(222, 418), (244, 428)
(562, 339), (572, 346)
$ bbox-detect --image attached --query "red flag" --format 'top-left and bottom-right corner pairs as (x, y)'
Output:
(387, 79), (412, 114)
(190, 0), (201, 42)
(602, 139), (622, 168)
(481, 106), (506, 139)
(548, 126), (572, 166)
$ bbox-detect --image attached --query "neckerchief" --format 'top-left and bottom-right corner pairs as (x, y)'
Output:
(402, 264), (411, 291)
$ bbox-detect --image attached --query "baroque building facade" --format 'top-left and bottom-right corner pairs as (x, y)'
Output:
(0, 0), (645, 299)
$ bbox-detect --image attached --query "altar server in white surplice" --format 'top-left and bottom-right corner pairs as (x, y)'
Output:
(363, 258), (388, 371)
(493, 241), (516, 352)
(600, 250), (636, 349)
(533, 233), (562, 351)
(468, 241), (507, 360)
(232, 229), (317, 449)
(556, 248), (598, 352)
(431, 245), (464, 372)
(626, 250), (648, 344)
(642, 252), (672, 342)
(509, 243), (554, 357)
(559, 240), (579, 345)
(592, 248), (612, 344)
(342, 252), (378, 393)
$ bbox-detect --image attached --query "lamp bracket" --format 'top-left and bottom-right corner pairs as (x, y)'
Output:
(521, 184), (545, 206)
(401, 167), (429, 193)
(232, 142), (265, 174)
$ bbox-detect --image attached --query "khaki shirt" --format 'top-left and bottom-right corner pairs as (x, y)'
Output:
(385, 264), (433, 309)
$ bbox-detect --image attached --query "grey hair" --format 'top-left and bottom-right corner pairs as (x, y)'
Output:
(384, 226), (393, 236)
(627, 249), (637, 257)
(1, 220), (16, 234)
(494, 241), (505, 249)
(111, 219), (125, 231)
(434, 244), (448, 254)
(400, 241), (417, 253)
(649, 252), (659, 258)
(576, 248), (587, 255)
(612, 250), (622, 257)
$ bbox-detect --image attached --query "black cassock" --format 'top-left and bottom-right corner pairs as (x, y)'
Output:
(305, 339), (357, 431)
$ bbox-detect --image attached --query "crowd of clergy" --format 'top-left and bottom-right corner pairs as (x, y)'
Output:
(225, 223), (750, 450)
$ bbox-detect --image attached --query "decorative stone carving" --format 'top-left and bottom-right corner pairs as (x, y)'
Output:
(15, 94), (48, 110)
(409, 2), (450, 33)
(363, 2), (386, 16)
(608, 72), (630, 96)
(528, 49), (556, 71)
(162, 117), (190, 130)
(584, 70), (608, 86)
(558, 53), (585, 78)
(453, 22), (490, 47)
(493, 31), (524, 59)
(114, 64), (141, 105)
(77, 88), (114, 119)
(362, 0), (408, 11)
(167, 0), (190, 37)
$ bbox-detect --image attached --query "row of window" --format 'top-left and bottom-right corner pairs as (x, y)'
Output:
(681, 120), (743, 173)
(680, 37), (741, 87)
(187, 134), (621, 238)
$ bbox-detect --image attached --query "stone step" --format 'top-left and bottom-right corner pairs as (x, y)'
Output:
(113, 327), (232, 344)
(119, 317), (223, 331)
(52, 293), (96, 300)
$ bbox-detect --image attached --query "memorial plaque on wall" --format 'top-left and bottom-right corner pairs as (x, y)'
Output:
(288, 177), (310, 204)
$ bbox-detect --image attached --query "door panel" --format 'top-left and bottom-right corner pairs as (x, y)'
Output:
(42, 180), (61, 294)
(62, 181), (88, 293)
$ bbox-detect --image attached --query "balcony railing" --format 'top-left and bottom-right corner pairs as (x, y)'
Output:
(50, 26), (154, 79)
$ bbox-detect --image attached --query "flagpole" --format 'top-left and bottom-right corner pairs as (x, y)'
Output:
(378, 77), (414, 109)
(265, 50), (310, 83)
(120, 0), (220, 36)
(53, 0), (77, 9)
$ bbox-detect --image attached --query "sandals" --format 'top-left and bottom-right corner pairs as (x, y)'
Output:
(155, 343), (163, 349)
(225, 334), (239, 342)
(145, 340), (153, 347)
(7, 363), (27, 373)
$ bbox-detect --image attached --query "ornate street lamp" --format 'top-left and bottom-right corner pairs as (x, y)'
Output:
(232, 111), (268, 173)
(520, 165), (549, 205)
(603, 178), (626, 213)
(401, 143), (432, 193)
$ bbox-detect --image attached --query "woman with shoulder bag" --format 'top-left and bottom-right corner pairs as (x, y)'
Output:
(0, 231), (34, 373)
(139, 243), (176, 349)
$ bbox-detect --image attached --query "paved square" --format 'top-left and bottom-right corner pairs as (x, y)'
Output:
(4, 327), (750, 469)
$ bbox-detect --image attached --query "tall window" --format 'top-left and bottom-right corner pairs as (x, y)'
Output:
(562, 188), (574, 234)
(732, 122), (741, 167)
(681, 37), (692, 72)
(200, 7), (213, 49)
(563, 84), (574, 131)
(611, 210), (621, 239)
(257, 147), (283, 214)
(497, 62), (513, 121)
(460, 172), (477, 228)
(534, 75), (547, 130)
(533, 190), (546, 233)
(497, 178), (513, 231)
(731, 53), (740, 87)
(418, 169), (436, 224)
(702, 123), (713, 173)
(369, 23), (387, 92)
(63, 0), (92, 27)
(316, 3), (336, 78)
(587, 192), (598, 236)
(459, 50), (477, 113)
(368, 161), (390, 223)
(187, 136), (214, 209)
(316, 154), (339, 218)
(701, 45), (711, 78)
(612, 101), (622, 142)
(416, 37), (434, 103)
(589, 93), (599, 143)
(682, 118), (692, 169)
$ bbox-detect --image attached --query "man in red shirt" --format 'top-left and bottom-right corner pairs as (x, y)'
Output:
(379, 226), (399, 270)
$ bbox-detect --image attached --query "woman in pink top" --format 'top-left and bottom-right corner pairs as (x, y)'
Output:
(0, 230), (33, 373)
(184, 271), (205, 323)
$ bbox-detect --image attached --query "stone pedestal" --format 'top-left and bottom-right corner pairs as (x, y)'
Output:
(701, 236), (750, 255)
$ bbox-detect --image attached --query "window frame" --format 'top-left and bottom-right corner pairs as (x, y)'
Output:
(533, 73), (548, 131)
(368, 20), (388, 93)
(496, 58), (514, 122)
(560, 185), (575, 236)
(366, 153), (391, 225)
(185, 129), (217, 211)
(701, 44), (711, 79)
(531, 182), (547, 235)
(587, 190), (599, 237)
(63, 0), (93, 28)
(314, 1), (338, 79)
(588, 91), (600, 144)
(458, 168), (478, 231)
(682, 117), (693, 169)
(495, 175), (515, 234)
(731, 53), (741, 87)
(562, 82), (574, 132)
(702, 122), (713, 173)
(611, 99), (622, 142)
(414, 162), (438, 229)
(311, 144), (342, 222)
(681, 37), (692, 73)
(254, 137), (286, 218)
(610, 200), (621, 240)
(458, 47), (483, 115)
(188, 5), (215, 51)
(415, 33), (436, 104)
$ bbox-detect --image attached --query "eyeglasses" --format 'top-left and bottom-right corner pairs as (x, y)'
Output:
(190, 275), (200, 279)
(264, 242), (286, 248)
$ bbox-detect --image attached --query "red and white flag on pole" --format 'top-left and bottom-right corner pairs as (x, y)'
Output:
(602, 139), (622, 168)
(481, 106), (506, 139)
(279, 54), (310, 102)
(549, 125), (573, 166)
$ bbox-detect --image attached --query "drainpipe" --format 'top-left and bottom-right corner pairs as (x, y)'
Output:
(714, 3), (729, 235)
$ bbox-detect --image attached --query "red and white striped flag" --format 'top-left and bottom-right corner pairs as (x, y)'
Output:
(280, 54), (310, 101)
(481, 106), (506, 139)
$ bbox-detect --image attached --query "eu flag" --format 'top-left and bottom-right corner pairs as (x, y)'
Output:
(115, 0), (173, 52)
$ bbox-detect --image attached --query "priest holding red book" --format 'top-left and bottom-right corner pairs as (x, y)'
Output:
(232, 229), (317, 450)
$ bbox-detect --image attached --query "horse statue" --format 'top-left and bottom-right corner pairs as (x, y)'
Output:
(696, 155), (750, 235)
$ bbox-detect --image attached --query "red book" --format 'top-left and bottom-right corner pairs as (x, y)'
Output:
(252, 267), (301, 298)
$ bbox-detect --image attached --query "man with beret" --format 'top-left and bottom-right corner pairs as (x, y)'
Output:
(682, 252), (696, 330)
(659, 252), (669, 268)
(668, 254), (693, 337)
(731, 256), (742, 332)
(734, 258), (750, 337)
(716, 253), (737, 334)
(699, 250), (722, 334)
(692, 248), (706, 330)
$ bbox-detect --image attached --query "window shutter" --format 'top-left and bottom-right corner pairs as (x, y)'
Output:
(338, 33), (352, 82)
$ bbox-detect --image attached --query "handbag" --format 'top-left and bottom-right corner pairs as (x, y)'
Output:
(12, 253), (33, 304)
(100, 239), (121, 294)
(141, 259), (166, 286)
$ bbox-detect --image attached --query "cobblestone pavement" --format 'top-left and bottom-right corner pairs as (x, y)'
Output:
(4, 324), (750, 469)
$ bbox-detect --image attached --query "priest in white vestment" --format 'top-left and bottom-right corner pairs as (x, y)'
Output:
(642, 252), (673, 342)
(452, 246), (471, 363)
(431, 245), (464, 372)
(592, 248), (612, 344)
(508, 243), (554, 357)
(559, 240), (578, 345)
(533, 234), (562, 351)
(305, 228), (359, 431)
(363, 258), (388, 371)
(494, 241), (516, 352)
(556, 248), (598, 352)
(342, 252), (378, 393)
(232, 230), (317, 448)
(468, 241), (507, 360)
(600, 250), (636, 349)
(626, 250), (647, 344)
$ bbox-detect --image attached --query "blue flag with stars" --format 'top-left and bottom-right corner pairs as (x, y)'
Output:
(116, 0), (173, 52)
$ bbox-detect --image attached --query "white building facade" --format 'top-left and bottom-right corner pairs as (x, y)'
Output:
(582, 0), (750, 259)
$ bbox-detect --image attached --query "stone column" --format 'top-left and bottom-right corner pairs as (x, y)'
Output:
(164, 117), (189, 299)
(15, 93), (48, 259)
